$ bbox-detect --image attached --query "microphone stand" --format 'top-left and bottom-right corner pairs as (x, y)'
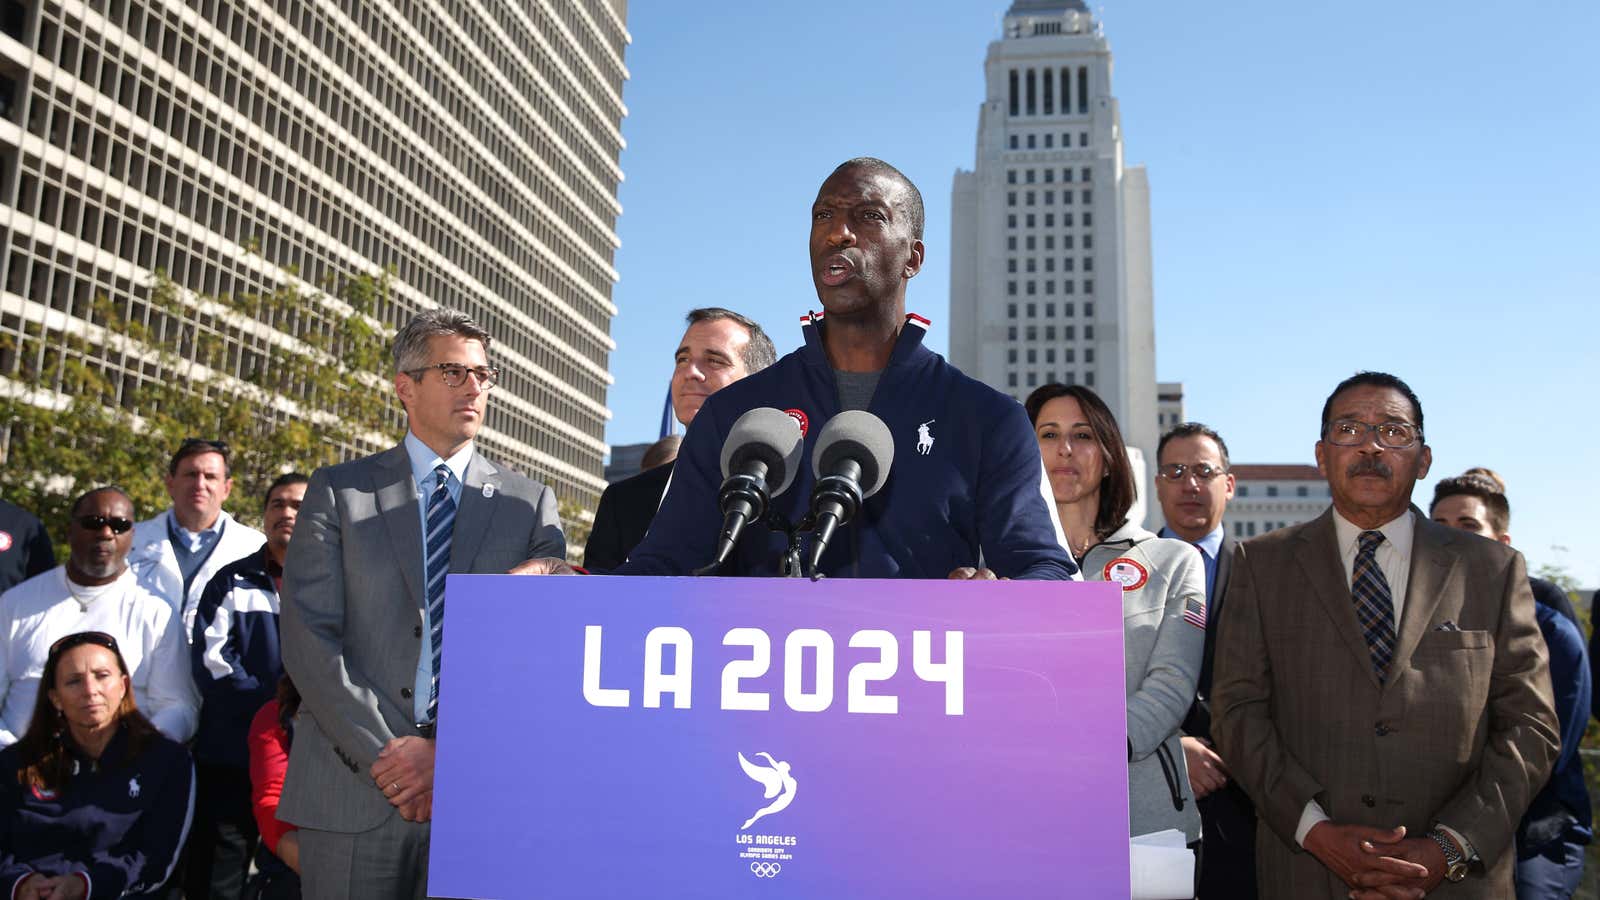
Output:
(694, 508), (813, 577)
(775, 511), (811, 579)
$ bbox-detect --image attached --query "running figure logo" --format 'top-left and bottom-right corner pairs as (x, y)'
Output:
(916, 420), (936, 455)
(737, 752), (797, 830)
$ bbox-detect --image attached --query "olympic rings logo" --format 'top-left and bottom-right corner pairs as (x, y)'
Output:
(750, 862), (783, 878)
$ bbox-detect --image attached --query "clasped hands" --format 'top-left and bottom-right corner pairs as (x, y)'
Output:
(15, 873), (87, 900)
(371, 735), (435, 823)
(1304, 822), (1450, 899)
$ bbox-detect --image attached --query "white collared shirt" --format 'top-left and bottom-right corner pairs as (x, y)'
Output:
(402, 431), (473, 724)
(1331, 507), (1414, 626)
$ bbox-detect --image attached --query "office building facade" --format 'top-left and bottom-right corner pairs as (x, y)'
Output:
(950, 0), (1158, 475)
(0, 0), (628, 503)
(1228, 463), (1330, 539)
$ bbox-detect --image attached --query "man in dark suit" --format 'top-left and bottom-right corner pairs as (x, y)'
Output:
(280, 309), (565, 899)
(1155, 422), (1250, 899)
(1213, 371), (1558, 899)
(583, 308), (775, 571)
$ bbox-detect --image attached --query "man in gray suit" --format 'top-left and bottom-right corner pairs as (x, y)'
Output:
(1212, 371), (1557, 899)
(280, 309), (565, 899)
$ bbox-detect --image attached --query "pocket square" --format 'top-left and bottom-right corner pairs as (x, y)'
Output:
(1433, 620), (1460, 632)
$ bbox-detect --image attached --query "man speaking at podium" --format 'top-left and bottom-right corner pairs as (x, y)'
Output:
(614, 158), (1074, 581)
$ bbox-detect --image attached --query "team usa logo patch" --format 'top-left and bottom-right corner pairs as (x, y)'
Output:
(783, 409), (809, 437)
(1102, 558), (1148, 591)
(0, 531), (12, 552)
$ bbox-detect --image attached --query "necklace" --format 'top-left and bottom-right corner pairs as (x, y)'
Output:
(64, 574), (109, 611)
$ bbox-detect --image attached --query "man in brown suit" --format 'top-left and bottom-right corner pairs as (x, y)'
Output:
(1212, 372), (1558, 899)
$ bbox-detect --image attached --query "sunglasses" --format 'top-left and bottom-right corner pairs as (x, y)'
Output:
(75, 515), (134, 534)
(49, 630), (120, 657)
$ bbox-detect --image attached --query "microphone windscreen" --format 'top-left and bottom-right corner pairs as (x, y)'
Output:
(812, 410), (895, 498)
(720, 407), (806, 496)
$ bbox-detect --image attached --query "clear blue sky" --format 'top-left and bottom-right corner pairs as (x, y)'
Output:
(605, 2), (1600, 587)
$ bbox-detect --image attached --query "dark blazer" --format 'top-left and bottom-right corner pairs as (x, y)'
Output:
(1181, 531), (1234, 741)
(582, 461), (673, 572)
(1528, 576), (1578, 630)
(279, 443), (564, 833)
(1213, 509), (1558, 899)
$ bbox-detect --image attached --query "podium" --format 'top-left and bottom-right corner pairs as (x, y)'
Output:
(428, 576), (1131, 899)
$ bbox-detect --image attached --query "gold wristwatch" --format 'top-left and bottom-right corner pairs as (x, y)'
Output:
(1427, 828), (1468, 882)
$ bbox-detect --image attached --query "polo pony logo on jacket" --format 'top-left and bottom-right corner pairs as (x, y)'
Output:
(128, 776), (141, 798)
(916, 420), (935, 455)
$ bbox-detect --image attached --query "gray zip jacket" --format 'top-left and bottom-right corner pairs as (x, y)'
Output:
(1081, 520), (1206, 842)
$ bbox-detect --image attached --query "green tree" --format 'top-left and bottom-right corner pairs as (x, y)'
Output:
(559, 498), (594, 567)
(0, 270), (397, 553)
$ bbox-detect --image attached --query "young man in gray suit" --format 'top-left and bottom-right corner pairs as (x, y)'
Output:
(279, 309), (565, 899)
(1212, 372), (1558, 899)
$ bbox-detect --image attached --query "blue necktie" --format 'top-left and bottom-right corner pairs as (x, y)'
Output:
(424, 465), (456, 723)
(1352, 530), (1397, 684)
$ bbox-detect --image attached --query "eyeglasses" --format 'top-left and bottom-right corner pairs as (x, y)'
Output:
(1156, 463), (1228, 483)
(1323, 419), (1421, 449)
(75, 515), (134, 534)
(405, 363), (499, 389)
(49, 631), (120, 657)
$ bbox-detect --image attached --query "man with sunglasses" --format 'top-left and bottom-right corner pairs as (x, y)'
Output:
(1212, 372), (1557, 900)
(1153, 422), (1253, 899)
(0, 486), (198, 746)
(128, 438), (266, 640)
(279, 308), (564, 900)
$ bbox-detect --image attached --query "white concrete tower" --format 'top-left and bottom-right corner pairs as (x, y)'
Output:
(950, 1), (1159, 519)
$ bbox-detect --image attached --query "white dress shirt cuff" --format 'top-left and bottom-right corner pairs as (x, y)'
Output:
(1295, 799), (1331, 847)
(1437, 823), (1477, 861)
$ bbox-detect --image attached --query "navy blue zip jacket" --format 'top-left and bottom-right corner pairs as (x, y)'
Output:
(618, 314), (1076, 580)
(190, 546), (283, 769)
(1517, 597), (1593, 851)
(0, 728), (195, 898)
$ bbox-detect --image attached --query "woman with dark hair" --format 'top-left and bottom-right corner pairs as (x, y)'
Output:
(0, 631), (194, 899)
(244, 676), (302, 899)
(1026, 384), (1205, 844)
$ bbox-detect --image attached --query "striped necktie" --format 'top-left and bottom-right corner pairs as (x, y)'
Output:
(424, 464), (456, 724)
(1351, 530), (1397, 684)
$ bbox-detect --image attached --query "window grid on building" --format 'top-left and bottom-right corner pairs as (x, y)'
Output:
(0, 0), (630, 502)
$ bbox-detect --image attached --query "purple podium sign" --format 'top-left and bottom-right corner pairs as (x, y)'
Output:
(428, 576), (1129, 899)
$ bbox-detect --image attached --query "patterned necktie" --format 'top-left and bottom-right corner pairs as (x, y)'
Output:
(424, 464), (456, 724)
(1351, 530), (1397, 684)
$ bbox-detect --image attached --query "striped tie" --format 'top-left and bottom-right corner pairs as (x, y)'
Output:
(424, 464), (455, 724)
(1351, 530), (1397, 684)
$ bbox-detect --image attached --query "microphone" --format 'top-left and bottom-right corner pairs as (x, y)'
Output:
(695, 408), (806, 575)
(804, 411), (894, 578)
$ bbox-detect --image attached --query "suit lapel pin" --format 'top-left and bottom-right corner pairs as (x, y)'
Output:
(482, 482), (496, 499)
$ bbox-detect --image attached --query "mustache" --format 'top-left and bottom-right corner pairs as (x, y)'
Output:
(1346, 458), (1393, 479)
